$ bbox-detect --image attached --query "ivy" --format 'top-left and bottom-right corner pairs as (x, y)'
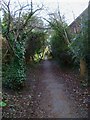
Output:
(3, 57), (26, 90)
(69, 19), (88, 63)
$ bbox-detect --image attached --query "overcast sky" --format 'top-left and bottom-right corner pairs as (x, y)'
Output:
(5, 0), (89, 25)
(34, 0), (89, 25)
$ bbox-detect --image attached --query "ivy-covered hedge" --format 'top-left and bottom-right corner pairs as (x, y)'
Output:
(3, 57), (26, 90)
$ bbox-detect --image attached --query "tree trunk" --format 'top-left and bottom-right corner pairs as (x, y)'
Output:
(80, 58), (87, 80)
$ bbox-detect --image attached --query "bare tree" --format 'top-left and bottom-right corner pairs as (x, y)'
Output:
(43, 3), (71, 45)
(2, 0), (43, 57)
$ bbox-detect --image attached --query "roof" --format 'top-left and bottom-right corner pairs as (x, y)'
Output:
(69, 7), (88, 27)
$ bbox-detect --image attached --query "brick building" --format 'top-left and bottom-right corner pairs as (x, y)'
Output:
(69, 8), (88, 34)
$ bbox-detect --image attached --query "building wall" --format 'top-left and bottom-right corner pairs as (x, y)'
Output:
(69, 8), (88, 34)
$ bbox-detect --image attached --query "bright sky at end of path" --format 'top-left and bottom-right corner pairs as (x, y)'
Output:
(6, 0), (89, 25)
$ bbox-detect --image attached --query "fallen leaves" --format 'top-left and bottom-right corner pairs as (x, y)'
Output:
(2, 61), (88, 118)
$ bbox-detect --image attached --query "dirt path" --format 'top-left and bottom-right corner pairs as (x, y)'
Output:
(2, 60), (88, 118)
(32, 60), (87, 118)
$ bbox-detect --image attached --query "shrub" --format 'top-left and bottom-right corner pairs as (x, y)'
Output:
(2, 58), (26, 90)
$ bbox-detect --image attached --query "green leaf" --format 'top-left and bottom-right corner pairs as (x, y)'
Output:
(0, 101), (7, 107)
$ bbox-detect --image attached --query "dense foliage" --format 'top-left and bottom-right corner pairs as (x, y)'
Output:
(2, 18), (26, 89)
(69, 19), (88, 63)
(25, 31), (46, 63)
(2, 0), (45, 90)
(68, 18), (88, 83)
(49, 16), (72, 66)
